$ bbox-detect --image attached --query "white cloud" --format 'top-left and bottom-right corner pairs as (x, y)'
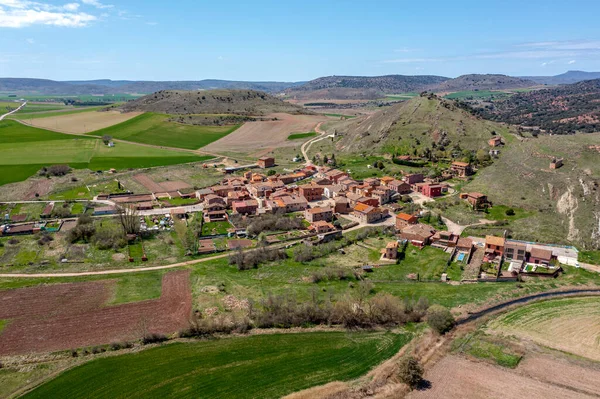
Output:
(81, 0), (113, 9)
(63, 2), (79, 11)
(0, 0), (96, 27)
(518, 40), (600, 51)
(541, 60), (555, 67)
(26, 37), (34, 43)
(568, 59), (576, 64)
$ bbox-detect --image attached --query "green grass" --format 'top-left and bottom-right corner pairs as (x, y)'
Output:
(323, 113), (356, 119)
(164, 197), (198, 206)
(0, 120), (212, 186)
(110, 272), (164, 304)
(453, 333), (522, 368)
(579, 250), (600, 265)
(89, 113), (240, 150)
(484, 205), (534, 221)
(23, 331), (411, 399)
(49, 185), (92, 200)
(70, 203), (85, 215)
(0, 319), (7, 334)
(202, 221), (232, 236)
(287, 132), (317, 140)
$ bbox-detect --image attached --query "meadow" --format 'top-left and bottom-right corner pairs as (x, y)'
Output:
(487, 297), (600, 361)
(90, 113), (241, 150)
(0, 120), (212, 186)
(9, 106), (107, 120)
(443, 90), (514, 100)
(21, 331), (411, 399)
(287, 132), (317, 140)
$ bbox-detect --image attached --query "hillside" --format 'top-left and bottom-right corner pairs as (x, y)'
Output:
(0, 78), (303, 95)
(464, 132), (600, 249)
(119, 89), (307, 115)
(434, 74), (537, 92)
(285, 75), (450, 100)
(327, 94), (511, 154)
(475, 79), (600, 134)
(521, 70), (600, 85)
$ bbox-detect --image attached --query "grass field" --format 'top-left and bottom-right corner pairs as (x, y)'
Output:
(487, 297), (600, 361)
(580, 250), (600, 265)
(90, 113), (240, 150)
(22, 331), (411, 399)
(287, 132), (317, 140)
(0, 120), (212, 186)
(9, 106), (106, 120)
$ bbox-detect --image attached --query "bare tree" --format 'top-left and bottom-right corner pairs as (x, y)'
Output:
(116, 205), (140, 235)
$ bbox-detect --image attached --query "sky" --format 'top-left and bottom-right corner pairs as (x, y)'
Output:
(1, 0), (600, 81)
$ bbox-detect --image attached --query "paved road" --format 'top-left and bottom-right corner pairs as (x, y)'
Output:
(0, 101), (27, 121)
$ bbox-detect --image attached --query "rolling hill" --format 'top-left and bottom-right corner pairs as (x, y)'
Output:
(285, 75), (450, 100)
(434, 74), (537, 92)
(119, 89), (307, 115)
(326, 94), (512, 154)
(475, 79), (600, 134)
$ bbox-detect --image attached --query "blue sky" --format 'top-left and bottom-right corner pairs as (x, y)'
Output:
(1, 0), (599, 81)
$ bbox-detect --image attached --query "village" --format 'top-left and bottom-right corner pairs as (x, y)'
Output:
(0, 154), (578, 281)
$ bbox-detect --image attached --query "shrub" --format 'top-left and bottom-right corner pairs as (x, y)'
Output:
(505, 208), (515, 216)
(397, 356), (423, 389)
(141, 333), (168, 345)
(426, 304), (455, 334)
(47, 164), (70, 176)
(109, 341), (133, 351)
(37, 233), (54, 246)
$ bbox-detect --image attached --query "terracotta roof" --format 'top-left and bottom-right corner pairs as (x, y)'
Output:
(386, 241), (399, 248)
(468, 192), (486, 198)
(457, 237), (473, 249)
(354, 203), (373, 213)
(485, 235), (505, 247)
(396, 213), (416, 222)
(452, 161), (470, 167)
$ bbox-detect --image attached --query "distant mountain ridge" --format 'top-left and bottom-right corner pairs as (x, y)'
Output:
(520, 70), (600, 85)
(0, 78), (305, 96)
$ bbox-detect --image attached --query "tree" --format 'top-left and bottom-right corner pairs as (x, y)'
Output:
(397, 356), (423, 389)
(476, 149), (491, 164)
(116, 205), (140, 236)
(426, 304), (455, 334)
(47, 164), (70, 176)
(102, 135), (113, 145)
(505, 208), (515, 216)
(267, 169), (277, 176)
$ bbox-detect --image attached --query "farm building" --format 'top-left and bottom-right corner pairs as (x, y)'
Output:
(382, 241), (399, 260)
(550, 158), (563, 169)
(93, 206), (117, 216)
(488, 136), (503, 147)
(396, 213), (417, 230)
(257, 157), (275, 169)
(450, 162), (473, 177)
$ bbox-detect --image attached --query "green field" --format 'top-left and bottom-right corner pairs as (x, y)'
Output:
(0, 120), (212, 186)
(287, 132), (317, 140)
(22, 331), (411, 399)
(9, 106), (107, 120)
(89, 113), (240, 150)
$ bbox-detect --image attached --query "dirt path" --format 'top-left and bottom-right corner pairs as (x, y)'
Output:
(302, 122), (333, 165)
(0, 101), (27, 121)
(442, 216), (495, 235)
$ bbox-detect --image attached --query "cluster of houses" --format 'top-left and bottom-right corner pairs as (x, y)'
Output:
(483, 235), (562, 276)
(194, 159), (479, 233)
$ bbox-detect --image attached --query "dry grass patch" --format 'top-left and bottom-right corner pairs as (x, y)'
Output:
(24, 111), (142, 134)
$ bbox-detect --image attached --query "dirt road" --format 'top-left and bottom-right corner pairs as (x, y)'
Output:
(0, 101), (26, 121)
(302, 122), (334, 165)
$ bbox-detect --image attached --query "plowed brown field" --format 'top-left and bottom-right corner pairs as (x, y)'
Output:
(0, 270), (191, 355)
(203, 113), (328, 153)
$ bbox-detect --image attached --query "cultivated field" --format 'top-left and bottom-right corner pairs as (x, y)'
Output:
(0, 270), (191, 356)
(203, 113), (328, 154)
(21, 331), (411, 399)
(90, 112), (240, 150)
(22, 110), (142, 133)
(408, 355), (599, 399)
(487, 297), (600, 361)
(0, 120), (210, 186)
